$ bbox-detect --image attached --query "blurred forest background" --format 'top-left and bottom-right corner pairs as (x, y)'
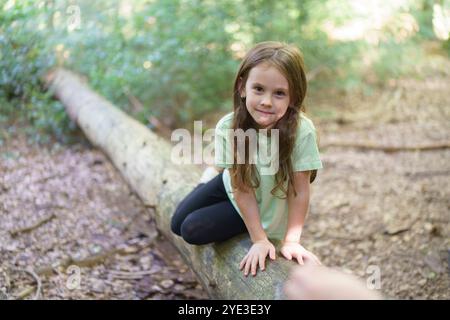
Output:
(0, 0), (449, 300)
(1, 0), (448, 142)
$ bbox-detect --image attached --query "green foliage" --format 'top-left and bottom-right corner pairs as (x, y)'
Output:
(0, 0), (447, 143)
(0, 0), (76, 143)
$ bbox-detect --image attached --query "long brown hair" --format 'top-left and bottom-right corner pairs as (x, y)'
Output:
(230, 41), (308, 199)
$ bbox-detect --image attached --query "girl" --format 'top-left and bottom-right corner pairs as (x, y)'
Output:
(171, 41), (323, 277)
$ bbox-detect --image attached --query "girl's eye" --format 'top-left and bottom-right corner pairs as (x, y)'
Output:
(253, 86), (263, 92)
(275, 91), (286, 96)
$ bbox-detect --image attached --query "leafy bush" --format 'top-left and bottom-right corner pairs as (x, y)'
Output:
(0, 0), (446, 144)
(0, 0), (76, 143)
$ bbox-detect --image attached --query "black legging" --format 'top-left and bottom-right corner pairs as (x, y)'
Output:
(170, 172), (248, 245)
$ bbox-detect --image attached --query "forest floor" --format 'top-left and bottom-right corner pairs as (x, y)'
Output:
(1, 56), (449, 300)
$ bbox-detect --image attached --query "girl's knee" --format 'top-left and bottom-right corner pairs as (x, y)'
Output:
(180, 219), (209, 245)
(170, 211), (182, 236)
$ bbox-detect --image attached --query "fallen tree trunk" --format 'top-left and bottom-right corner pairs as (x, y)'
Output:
(45, 68), (294, 299)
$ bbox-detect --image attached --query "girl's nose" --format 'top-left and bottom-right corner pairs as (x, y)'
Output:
(260, 95), (271, 107)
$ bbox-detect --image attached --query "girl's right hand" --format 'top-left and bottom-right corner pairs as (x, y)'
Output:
(239, 239), (276, 277)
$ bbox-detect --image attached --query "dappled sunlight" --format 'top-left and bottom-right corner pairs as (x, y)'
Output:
(322, 0), (420, 43)
(433, 3), (450, 40)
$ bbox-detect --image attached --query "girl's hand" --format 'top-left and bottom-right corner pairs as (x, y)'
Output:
(280, 242), (322, 265)
(239, 239), (276, 277)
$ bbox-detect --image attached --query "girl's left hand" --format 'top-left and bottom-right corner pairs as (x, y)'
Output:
(280, 242), (322, 265)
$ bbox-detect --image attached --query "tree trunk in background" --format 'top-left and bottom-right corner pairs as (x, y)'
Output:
(45, 68), (294, 299)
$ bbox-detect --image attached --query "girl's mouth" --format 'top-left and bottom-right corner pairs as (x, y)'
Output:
(256, 109), (274, 115)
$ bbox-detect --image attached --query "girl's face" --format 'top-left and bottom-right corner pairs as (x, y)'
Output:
(241, 62), (290, 129)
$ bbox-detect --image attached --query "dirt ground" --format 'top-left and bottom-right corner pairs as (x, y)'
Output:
(1, 59), (449, 300)
(304, 76), (450, 300)
(0, 139), (208, 299)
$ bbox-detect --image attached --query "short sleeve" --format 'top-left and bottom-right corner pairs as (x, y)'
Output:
(292, 129), (323, 172)
(214, 124), (233, 169)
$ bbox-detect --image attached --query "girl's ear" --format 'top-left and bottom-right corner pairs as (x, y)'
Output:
(238, 77), (246, 98)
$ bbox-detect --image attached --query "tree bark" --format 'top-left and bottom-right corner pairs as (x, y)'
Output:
(45, 68), (294, 299)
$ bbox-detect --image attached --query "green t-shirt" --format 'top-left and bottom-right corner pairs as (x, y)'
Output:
(214, 111), (323, 240)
